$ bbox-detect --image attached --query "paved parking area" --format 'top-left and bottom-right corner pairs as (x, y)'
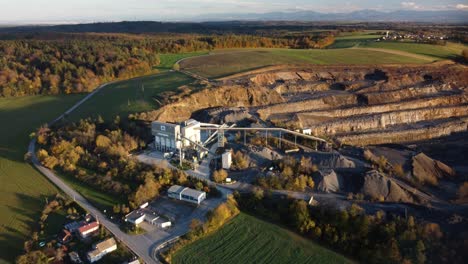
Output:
(150, 197), (197, 223)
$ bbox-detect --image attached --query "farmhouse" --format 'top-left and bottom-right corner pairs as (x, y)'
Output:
(125, 208), (160, 226)
(78, 221), (99, 238)
(87, 237), (117, 263)
(168, 185), (206, 205)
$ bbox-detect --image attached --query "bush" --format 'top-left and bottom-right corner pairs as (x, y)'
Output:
(393, 164), (405, 178)
(212, 169), (228, 183)
(232, 151), (249, 170)
(463, 49), (468, 62)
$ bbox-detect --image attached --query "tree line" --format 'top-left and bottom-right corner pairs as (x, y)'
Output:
(235, 191), (466, 264)
(0, 32), (335, 97)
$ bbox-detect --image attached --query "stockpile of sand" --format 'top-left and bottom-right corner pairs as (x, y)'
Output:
(412, 153), (456, 186)
(314, 169), (344, 193)
(311, 152), (356, 169)
(361, 170), (413, 203)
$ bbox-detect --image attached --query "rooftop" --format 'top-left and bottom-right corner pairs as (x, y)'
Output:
(125, 208), (159, 222)
(168, 184), (205, 198)
(182, 188), (205, 198)
(78, 221), (99, 234)
(168, 185), (186, 194)
(64, 221), (83, 231)
(94, 237), (116, 252)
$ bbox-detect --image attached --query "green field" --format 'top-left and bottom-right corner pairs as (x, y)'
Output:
(68, 71), (194, 121)
(180, 48), (431, 78)
(0, 94), (84, 263)
(173, 213), (353, 264)
(329, 32), (383, 49)
(56, 171), (126, 211)
(156, 52), (209, 71)
(361, 41), (467, 60)
(0, 71), (195, 263)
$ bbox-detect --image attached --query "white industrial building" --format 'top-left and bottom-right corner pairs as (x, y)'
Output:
(152, 119), (202, 152)
(125, 208), (160, 226)
(302, 128), (312, 135)
(222, 151), (232, 169)
(168, 185), (206, 205)
(181, 119), (201, 146)
(152, 121), (182, 152)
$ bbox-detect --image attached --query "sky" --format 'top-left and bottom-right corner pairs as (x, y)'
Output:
(1, 0), (467, 24)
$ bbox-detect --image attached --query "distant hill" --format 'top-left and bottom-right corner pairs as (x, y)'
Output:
(191, 10), (468, 23)
(0, 10), (466, 34)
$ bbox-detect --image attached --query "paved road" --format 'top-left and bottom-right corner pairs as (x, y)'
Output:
(28, 139), (157, 263)
(27, 80), (163, 263)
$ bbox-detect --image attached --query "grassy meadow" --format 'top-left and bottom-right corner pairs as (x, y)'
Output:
(180, 48), (431, 78)
(156, 52), (209, 71)
(172, 213), (353, 264)
(0, 71), (195, 262)
(0, 94), (84, 263)
(329, 32), (383, 48)
(68, 71), (194, 121)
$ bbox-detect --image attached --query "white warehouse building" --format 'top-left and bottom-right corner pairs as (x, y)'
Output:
(168, 185), (206, 205)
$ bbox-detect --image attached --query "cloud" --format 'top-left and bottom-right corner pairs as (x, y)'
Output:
(456, 4), (468, 10)
(401, 2), (420, 9)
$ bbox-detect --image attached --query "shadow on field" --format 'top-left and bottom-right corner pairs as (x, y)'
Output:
(0, 193), (45, 263)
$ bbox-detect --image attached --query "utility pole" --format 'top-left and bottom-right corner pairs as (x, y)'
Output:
(265, 130), (268, 146)
(244, 130), (246, 145)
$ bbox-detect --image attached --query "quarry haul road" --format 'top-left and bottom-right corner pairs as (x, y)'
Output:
(27, 80), (160, 263)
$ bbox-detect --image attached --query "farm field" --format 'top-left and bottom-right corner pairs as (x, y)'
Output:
(0, 94), (84, 263)
(329, 33), (382, 48)
(68, 71), (195, 121)
(180, 48), (431, 78)
(361, 41), (467, 60)
(156, 52), (209, 71)
(172, 213), (353, 264)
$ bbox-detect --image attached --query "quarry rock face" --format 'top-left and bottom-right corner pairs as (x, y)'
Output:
(361, 170), (413, 203)
(412, 153), (456, 185)
(192, 107), (253, 124)
(139, 85), (284, 122)
(138, 63), (468, 145)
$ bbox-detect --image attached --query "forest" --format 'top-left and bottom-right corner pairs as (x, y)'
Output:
(34, 117), (217, 210)
(235, 191), (467, 264)
(0, 32), (334, 97)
